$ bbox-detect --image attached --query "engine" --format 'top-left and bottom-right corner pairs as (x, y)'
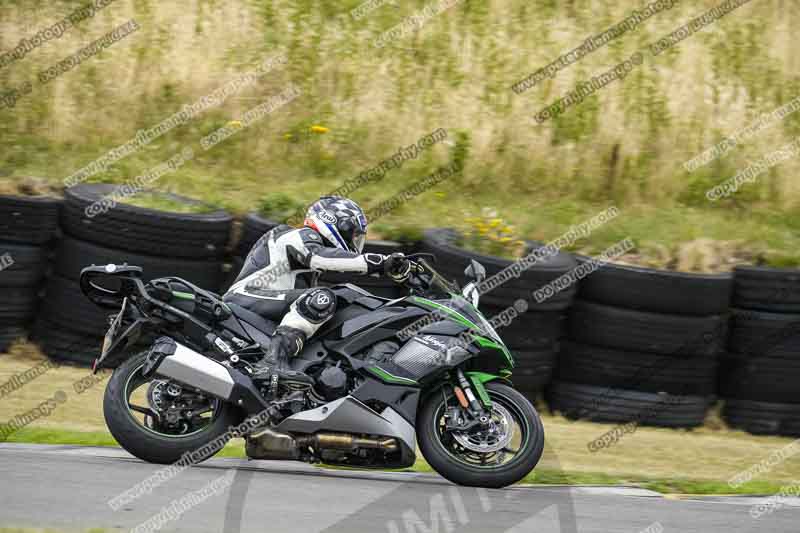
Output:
(244, 353), (405, 468)
(315, 365), (348, 401)
(253, 359), (358, 423)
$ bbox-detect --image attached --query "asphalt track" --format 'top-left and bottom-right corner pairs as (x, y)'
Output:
(0, 444), (798, 532)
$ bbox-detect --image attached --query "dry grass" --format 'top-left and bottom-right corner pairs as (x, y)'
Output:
(1, 0), (799, 207)
(538, 407), (800, 486)
(0, 343), (108, 432)
(3, 343), (800, 489)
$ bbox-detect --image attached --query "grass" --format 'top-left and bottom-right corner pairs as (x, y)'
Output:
(1, 1), (800, 270)
(0, 529), (112, 533)
(117, 192), (217, 214)
(2, 343), (799, 496)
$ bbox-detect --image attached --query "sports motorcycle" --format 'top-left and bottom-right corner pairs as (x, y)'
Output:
(81, 255), (544, 488)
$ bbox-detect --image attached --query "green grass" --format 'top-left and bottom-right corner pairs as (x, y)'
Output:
(256, 192), (306, 223)
(0, 529), (111, 533)
(4, 426), (247, 457)
(118, 192), (217, 214)
(5, 426), (790, 496)
(5, 427), (118, 448)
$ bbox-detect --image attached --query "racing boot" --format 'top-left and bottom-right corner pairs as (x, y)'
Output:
(251, 326), (314, 389)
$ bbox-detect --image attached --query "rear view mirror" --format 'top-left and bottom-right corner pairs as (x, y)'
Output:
(464, 260), (486, 283)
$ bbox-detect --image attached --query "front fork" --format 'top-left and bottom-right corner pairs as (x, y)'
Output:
(447, 369), (493, 429)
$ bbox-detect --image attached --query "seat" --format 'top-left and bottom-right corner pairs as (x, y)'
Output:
(227, 303), (278, 336)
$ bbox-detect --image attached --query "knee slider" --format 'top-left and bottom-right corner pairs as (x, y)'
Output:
(297, 288), (336, 323)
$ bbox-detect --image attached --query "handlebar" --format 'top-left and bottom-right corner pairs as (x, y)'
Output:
(400, 255), (460, 297)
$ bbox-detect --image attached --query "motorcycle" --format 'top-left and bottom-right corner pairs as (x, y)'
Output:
(80, 255), (544, 488)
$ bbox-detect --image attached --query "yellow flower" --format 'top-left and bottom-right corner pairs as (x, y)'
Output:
(489, 218), (502, 228)
(478, 227), (488, 235)
(499, 236), (512, 243)
(284, 133), (294, 140)
(227, 120), (243, 129)
(310, 125), (329, 134)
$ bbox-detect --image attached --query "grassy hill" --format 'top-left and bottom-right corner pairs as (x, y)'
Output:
(1, 0), (798, 268)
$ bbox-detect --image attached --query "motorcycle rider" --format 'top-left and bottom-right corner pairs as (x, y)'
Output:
(223, 196), (412, 383)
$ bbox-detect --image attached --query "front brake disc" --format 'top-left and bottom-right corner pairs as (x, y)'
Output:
(452, 402), (515, 454)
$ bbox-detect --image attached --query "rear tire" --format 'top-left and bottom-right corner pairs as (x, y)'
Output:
(104, 351), (243, 464)
(418, 382), (544, 488)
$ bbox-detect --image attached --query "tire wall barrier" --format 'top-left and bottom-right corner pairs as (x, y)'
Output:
(720, 266), (800, 436)
(1, 194), (798, 437)
(547, 259), (732, 429)
(0, 195), (61, 352)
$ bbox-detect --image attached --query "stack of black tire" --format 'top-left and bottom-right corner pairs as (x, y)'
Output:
(720, 266), (800, 436)
(33, 184), (231, 365)
(418, 229), (578, 400)
(0, 195), (60, 352)
(547, 262), (732, 428)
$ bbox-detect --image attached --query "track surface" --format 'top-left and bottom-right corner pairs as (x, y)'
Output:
(0, 444), (797, 532)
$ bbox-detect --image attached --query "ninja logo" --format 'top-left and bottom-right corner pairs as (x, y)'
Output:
(316, 294), (331, 306)
(420, 335), (448, 353)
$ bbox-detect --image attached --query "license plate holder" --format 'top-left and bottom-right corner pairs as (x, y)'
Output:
(96, 298), (128, 370)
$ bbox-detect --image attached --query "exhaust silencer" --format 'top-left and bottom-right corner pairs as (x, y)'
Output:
(155, 342), (236, 400)
(152, 340), (270, 415)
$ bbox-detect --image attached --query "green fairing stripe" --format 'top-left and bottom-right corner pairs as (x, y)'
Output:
(410, 297), (480, 331)
(172, 291), (195, 300)
(367, 366), (418, 385)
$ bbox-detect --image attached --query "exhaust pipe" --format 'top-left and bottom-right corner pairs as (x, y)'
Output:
(152, 340), (270, 414)
(312, 433), (398, 452)
(246, 428), (398, 460)
(246, 428), (302, 460)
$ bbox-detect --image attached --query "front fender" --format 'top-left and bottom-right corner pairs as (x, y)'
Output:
(465, 371), (512, 408)
(465, 371), (512, 386)
(418, 371), (512, 412)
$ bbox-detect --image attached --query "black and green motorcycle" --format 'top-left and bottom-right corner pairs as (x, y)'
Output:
(82, 254), (544, 488)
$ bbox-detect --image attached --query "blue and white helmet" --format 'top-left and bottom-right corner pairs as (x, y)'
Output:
(304, 196), (368, 253)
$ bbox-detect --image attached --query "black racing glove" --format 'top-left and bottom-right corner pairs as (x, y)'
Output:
(384, 253), (411, 283)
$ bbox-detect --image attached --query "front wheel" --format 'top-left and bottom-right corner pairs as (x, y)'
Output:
(418, 382), (544, 488)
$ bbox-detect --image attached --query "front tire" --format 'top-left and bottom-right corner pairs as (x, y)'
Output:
(104, 350), (244, 464)
(418, 382), (544, 488)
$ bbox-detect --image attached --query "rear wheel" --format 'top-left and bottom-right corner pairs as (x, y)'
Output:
(104, 350), (243, 464)
(418, 382), (544, 488)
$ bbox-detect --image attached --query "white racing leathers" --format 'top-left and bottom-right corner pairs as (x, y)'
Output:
(224, 224), (388, 340)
